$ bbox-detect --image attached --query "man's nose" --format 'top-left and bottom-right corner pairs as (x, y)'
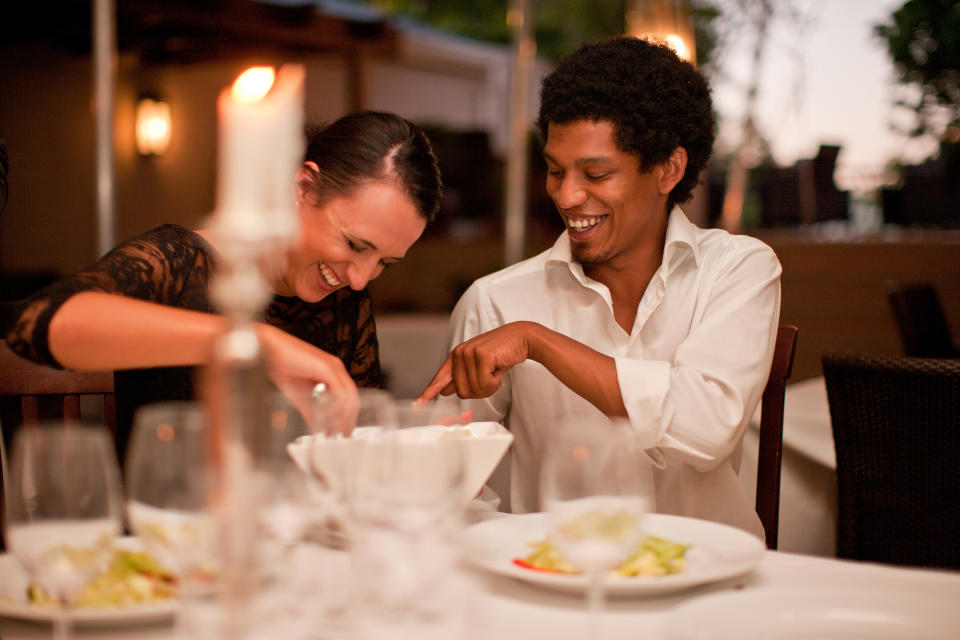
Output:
(554, 175), (587, 209)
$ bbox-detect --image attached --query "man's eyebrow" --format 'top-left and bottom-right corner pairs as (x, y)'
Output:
(542, 151), (613, 166)
(575, 157), (613, 166)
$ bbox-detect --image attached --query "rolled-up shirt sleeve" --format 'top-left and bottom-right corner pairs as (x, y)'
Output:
(617, 239), (782, 471)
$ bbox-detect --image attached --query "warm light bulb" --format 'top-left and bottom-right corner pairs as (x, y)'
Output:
(135, 98), (172, 156)
(231, 66), (276, 104)
(665, 33), (690, 61)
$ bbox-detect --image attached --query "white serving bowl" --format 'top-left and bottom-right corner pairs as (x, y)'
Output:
(286, 422), (513, 508)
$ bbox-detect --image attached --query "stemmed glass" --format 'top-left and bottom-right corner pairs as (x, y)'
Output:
(347, 398), (467, 639)
(254, 390), (314, 560)
(307, 387), (396, 545)
(233, 390), (318, 640)
(125, 402), (219, 637)
(4, 423), (123, 640)
(299, 387), (396, 638)
(540, 420), (648, 635)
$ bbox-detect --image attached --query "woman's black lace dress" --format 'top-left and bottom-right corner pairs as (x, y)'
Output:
(4, 224), (382, 463)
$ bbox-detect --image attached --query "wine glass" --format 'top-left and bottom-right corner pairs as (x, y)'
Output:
(294, 387), (396, 638)
(540, 420), (649, 635)
(254, 390), (314, 556)
(125, 402), (219, 636)
(4, 423), (123, 640)
(306, 387), (396, 544)
(230, 390), (320, 640)
(347, 403), (467, 638)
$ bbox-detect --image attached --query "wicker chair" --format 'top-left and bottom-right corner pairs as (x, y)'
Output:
(822, 351), (960, 569)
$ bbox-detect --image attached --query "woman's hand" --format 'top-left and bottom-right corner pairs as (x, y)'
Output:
(257, 323), (357, 402)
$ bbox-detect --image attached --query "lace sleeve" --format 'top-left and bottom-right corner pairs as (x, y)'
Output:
(4, 225), (214, 368)
(347, 290), (383, 389)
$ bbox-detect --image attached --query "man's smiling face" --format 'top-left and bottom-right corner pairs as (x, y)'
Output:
(543, 119), (670, 269)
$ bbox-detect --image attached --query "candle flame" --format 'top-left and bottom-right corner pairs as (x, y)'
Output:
(231, 66), (276, 103)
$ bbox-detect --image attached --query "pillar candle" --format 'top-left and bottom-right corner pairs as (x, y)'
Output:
(213, 64), (304, 246)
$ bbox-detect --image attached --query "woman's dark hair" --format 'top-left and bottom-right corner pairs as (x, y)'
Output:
(300, 111), (442, 223)
(536, 37), (715, 210)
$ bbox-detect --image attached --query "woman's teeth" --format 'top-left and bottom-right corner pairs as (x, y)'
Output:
(568, 216), (606, 231)
(319, 264), (342, 287)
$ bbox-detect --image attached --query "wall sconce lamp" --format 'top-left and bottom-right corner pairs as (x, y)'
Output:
(135, 96), (172, 156)
(626, 0), (697, 65)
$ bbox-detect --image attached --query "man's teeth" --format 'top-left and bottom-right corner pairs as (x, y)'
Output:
(319, 264), (341, 287)
(568, 216), (605, 231)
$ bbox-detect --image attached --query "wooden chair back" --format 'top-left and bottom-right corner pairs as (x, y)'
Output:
(0, 341), (116, 434)
(0, 342), (116, 551)
(755, 325), (798, 550)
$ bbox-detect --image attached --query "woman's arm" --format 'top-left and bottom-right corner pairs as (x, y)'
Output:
(47, 291), (356, 393)
(6, 225), (356, 394)
(48, 291), (224, 370)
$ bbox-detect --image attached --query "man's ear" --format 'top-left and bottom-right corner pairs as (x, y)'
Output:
(658, 147), (688, 195)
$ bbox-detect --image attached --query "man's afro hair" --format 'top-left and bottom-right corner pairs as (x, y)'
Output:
(537, 36), (715, 209)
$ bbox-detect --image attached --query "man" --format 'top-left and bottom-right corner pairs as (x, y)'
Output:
(418, 36), (781, 537)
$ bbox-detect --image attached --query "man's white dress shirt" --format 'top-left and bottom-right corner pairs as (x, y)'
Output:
(448, 207), (782, 537)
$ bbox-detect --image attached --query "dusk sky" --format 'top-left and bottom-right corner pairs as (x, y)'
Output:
(710, 0), (935, 191)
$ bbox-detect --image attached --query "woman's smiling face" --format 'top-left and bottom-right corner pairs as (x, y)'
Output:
(277, 178), (426, 303)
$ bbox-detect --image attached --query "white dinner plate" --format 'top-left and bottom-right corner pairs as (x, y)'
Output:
(0, 552), (178, 626)
(665, 586), (960, 639)
(461, 512), (764, 596)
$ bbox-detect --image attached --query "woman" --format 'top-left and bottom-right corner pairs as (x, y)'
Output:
(4, 111), (442, 461)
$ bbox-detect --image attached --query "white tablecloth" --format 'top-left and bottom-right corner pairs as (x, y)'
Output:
(2, 543), (959, 639)
(464, 549), (960, 639)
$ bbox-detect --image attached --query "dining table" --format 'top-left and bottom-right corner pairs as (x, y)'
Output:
(2, 512), (960, 640)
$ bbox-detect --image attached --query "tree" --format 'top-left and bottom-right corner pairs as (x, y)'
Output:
(875, 0), (960, 143)
(371, 0), (719, 64)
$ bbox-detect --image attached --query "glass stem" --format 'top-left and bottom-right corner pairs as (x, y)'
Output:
(54, 601), (71, 640)
(586, 574), (605, 637)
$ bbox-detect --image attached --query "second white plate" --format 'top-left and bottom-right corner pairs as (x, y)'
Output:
(0, 553), (178, 626)
(462, 512), (764, 596)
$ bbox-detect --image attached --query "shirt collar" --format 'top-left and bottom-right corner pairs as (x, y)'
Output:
(545, 231), (593, 288)
(545, 205), (701, 281)
(663, 205), (701, 272)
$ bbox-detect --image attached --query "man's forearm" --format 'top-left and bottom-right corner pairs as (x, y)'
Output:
(524, 322), (628, 417)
